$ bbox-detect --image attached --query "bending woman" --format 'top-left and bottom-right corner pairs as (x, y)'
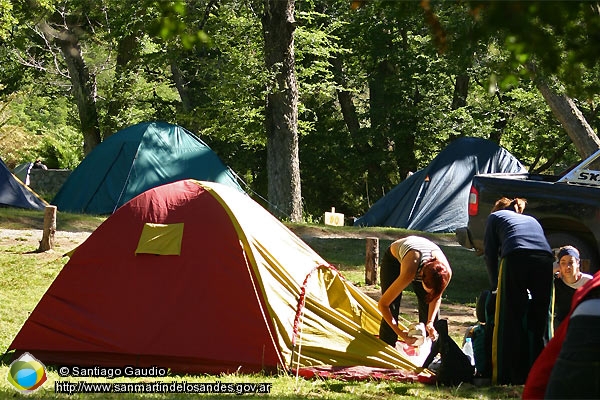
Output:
(378, 235), (452, 346)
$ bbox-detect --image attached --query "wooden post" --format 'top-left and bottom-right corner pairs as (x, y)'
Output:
(365, 237), (379, 285)
(38, 205), (57, 252)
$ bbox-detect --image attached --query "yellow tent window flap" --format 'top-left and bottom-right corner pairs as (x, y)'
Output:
(135, 223), (184, 256)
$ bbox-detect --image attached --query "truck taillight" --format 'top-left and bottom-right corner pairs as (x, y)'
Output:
(468, 186), (479, 216)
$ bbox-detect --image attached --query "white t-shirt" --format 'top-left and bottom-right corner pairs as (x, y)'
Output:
(563, 273), (593, 290)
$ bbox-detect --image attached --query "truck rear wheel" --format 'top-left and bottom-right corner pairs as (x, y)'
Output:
(545, 232), (599, 274)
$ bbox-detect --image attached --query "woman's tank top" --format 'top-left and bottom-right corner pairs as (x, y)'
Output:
(395, 236), (441, 282)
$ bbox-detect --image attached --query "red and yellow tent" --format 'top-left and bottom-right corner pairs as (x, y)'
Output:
(9, 180), (426, 378)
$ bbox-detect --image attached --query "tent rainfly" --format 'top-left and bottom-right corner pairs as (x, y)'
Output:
(52, 121), (244, 214)
(0, 157), (48, 210)
(9, 180), (429, 380)
(354, 137), (527, 233)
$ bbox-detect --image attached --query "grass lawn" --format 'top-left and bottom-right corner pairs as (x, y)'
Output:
(0, 209), (523, 399)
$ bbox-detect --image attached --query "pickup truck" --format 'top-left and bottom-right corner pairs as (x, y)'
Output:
(456, 148), (600, 274)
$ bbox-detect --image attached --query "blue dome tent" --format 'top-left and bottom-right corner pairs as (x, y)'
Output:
(0, 157), (48, 210)
(354, 137), (526, 233)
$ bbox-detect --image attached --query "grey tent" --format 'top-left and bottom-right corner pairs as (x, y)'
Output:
(13, 162), (33, 185)
(354, 137), (526, 233)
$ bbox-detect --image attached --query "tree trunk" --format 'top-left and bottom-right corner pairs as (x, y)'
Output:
(171, 62), (193, 113)
(171, 0), (219, 115)
(449, 74), (470, 141)
(535, 80), (600, 158)
(60, 39), (101, 155)
(365, 237), (379, 285)
(489, 89), (507, 144)
(261, 0), (302, 222)
(451, 74), (469, 109)
(39, 22), (101, 155)
(104, 33), (139, 137)
(368, 60), (394, 135)
(331, 56), (360, 136)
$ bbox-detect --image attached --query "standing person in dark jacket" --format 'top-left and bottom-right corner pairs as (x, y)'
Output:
(484, 197), (554, 385)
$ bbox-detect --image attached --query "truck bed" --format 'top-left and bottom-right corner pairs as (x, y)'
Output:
(456, 166), (600, 273)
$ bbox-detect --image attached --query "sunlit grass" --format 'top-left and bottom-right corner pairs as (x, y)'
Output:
(0, 215), (523, 399)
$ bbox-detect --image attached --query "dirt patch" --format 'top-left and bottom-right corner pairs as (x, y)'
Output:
(289, 224), (459, 246)
(0, 228), (91, 259)
(360, 285), (477, 341)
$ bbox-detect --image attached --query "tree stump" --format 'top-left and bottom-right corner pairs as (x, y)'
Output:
(38, 205), (57, 252)
(365, 237), (379, 285)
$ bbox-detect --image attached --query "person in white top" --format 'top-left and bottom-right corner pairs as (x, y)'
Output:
(550, 245), (593, 334)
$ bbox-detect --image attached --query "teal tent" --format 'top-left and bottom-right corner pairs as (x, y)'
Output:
(52, 121), (244, 214)
(0, 157), (48, 210)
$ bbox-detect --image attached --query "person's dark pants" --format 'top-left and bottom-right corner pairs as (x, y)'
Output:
(545, 315), (600, 399)
(492, 250), (553, 385)
(379, 247), (434, 346)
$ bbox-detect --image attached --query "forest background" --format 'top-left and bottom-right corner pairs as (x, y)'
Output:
(1, 0), (599, 222)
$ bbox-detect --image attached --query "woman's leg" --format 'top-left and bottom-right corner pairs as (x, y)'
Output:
(525, 252), (554, 367)
(379, 248), (401, 346)
(493, 254), (529, 385)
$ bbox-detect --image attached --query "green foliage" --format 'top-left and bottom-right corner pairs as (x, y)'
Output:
(1, 0), (597, 220)
(148, 0), (211, 48)
(0, 88), (82, 168)
(496, 85), (571, 173)
(295, 10), (340, 104)
(159, 2), (271, 198)
(465, 1), (600, 99)
(0, 0), (17, 41)
(37, 127), (83, 169)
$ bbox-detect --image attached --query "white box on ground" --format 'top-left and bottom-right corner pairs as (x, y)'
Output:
(324, 207), (344, 226)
